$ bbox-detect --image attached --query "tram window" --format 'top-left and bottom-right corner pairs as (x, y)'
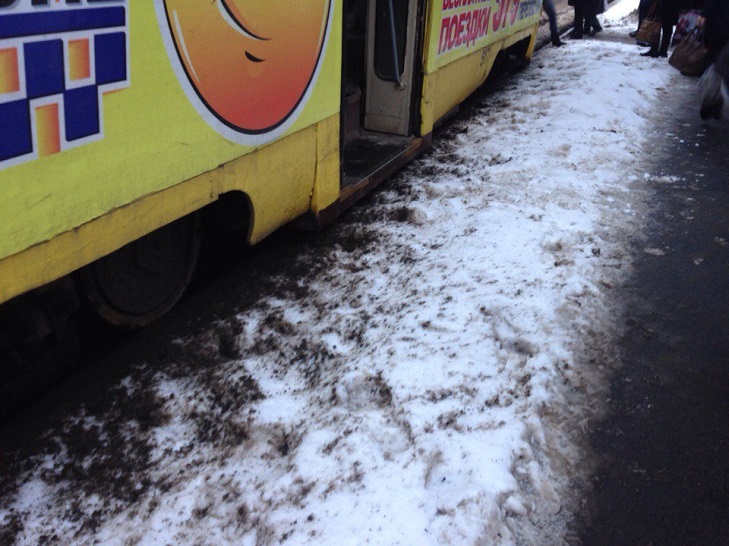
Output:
(374, 0), (407, 83)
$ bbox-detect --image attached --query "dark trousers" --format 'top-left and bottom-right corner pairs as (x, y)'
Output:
(637, 0), (652, 28)
(543, 0), (559, 39)
(573, 4), (584, 37)
(584, 14), (602, 32)
(658, 22), (673, 54)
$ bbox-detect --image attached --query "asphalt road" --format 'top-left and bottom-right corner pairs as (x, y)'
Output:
(575, 70), (729, 543)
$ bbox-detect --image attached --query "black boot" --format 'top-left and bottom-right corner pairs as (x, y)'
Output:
(552, 36), (565, 47)
(658, 28), (671, 57)
(641, 48), (660, 57)
(571, 12), (584, 39)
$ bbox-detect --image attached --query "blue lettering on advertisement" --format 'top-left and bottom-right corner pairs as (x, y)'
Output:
(0, 0), (129, 169)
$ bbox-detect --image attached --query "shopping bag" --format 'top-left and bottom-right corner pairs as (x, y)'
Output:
(636, 19), (661, 46)
(669, 29), (709, 77)
(672, 9), (702, 46)
(636, 2), (661, 47)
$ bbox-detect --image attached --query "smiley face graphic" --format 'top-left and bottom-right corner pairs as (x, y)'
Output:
(157, 0), (332, 140)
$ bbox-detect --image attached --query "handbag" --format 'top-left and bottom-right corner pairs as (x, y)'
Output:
(672, 9), (701, 46)
(636, 1), (661, 47)
(669, 29), (709, 77)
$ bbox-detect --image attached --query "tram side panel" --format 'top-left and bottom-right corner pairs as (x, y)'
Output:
(0, 0), (541, 311)
(0, 0), (343, 306)
(420, 0), (541, 134)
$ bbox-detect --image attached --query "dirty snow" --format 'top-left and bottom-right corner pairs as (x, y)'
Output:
(0, 1), (688, 544)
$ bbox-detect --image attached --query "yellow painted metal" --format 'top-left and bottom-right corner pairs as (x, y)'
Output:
(420, 43), (499, 134)
(0, 1), (343, 305)
(0, 0), (539, 307)
(222, 124), (316, 246)
(0, 114), (340, 304)
(311, 115), (342, 215)
(419, 0), (540, 134)
(421, 24), (537, 134)
(423, 0), (541, 72)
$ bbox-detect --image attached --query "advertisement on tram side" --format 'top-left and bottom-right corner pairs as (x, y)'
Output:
(0, 0), (342, 290)
(427, 0), (542, 68)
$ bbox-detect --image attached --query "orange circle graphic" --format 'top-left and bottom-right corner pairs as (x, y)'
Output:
(162, 0), (332, 134)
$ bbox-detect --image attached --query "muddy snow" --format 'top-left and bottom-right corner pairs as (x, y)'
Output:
(0, 1), (688, 544)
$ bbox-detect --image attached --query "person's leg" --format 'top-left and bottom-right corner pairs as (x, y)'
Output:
(543, 0), (563, 45)
(582, 1), (594, 33)
(638, 0), (651, 26)
(570, 4), (584, 38)
(632, 0), (652, 37)
(658, 22), (673, 56)
(543, 0), (558, 38)
(586, 15), (602, 34)
(641, 21), (667, 57)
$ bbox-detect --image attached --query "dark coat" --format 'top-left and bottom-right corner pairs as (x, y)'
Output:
(653, 0), (702, 26)
(702, 0), (729, 51)
(657, 0), (688, 26)
(568, 0), (600, 11)
(586, 0), (606, 15)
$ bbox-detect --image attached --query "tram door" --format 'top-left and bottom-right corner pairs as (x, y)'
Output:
(363, 0), (419, 135)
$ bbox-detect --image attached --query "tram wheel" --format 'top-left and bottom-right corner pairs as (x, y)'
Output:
(78, 214), (202, 329)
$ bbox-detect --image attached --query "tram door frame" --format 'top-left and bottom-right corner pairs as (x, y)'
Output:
(363, 0), (421, 136)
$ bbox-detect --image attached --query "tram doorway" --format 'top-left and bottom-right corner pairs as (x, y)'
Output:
(341, 0), (424, 189)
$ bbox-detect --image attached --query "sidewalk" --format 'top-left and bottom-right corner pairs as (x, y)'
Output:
(577, 64), (729, 544)
(535, 0), (626, 49)
(535, 0), (575, 48)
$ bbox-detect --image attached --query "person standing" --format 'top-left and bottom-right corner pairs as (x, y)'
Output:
(699, 0), (729, 63)
(584, 0), (605, 35)
(630, 0), (655, 37)
(543, 0), (566, 46)
(640, 0), (685, 57)
(568, 0), (585, 39)
(697, 0), (729, 118)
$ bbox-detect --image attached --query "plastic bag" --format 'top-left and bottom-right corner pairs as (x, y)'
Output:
(672, 9), (702, 46)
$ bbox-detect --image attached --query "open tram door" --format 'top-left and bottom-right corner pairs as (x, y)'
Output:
(363, 0), (419, 134)
(340, 0), (426, 196)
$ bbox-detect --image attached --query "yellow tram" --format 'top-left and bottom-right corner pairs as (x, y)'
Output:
(0, 0), (541, 330)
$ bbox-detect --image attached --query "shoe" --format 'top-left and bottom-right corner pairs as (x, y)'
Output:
(629, 30), (638, 38)
(552, 37), (565, 47)
(658, 50), (668, 57)
(592, 26), (603, 35)
(641, 48), (660, 57)
(568, 30), (583, 39)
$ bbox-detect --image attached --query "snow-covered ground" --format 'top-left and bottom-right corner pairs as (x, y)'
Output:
(1, 1), (687, 544)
